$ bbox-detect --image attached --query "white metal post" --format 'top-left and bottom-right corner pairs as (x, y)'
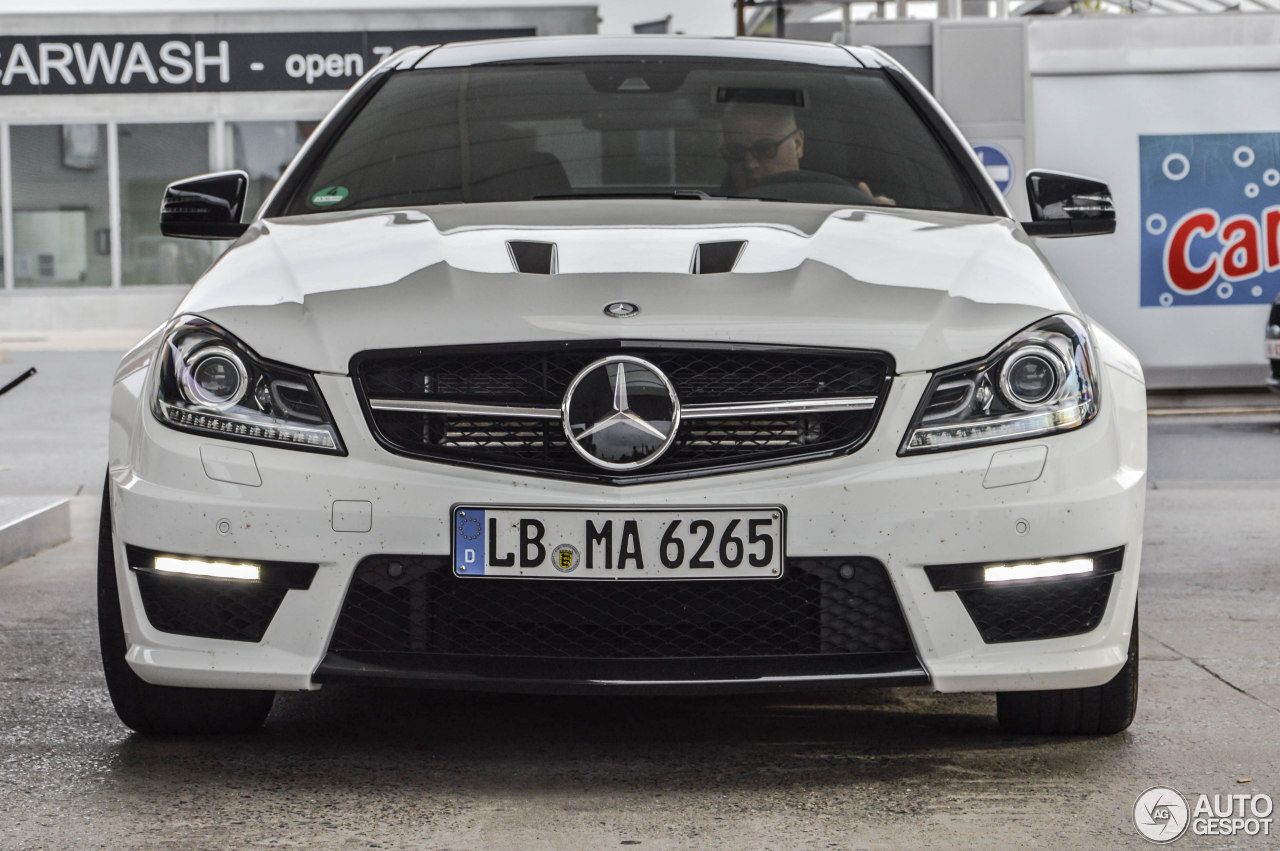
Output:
(0, 124), (12, 292)
(212, 119), (227, 171)
(107, 122), (122, 289)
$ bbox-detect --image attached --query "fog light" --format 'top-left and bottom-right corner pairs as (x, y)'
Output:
(983, 558), (1092, 583)
(154, 556), (261, 581)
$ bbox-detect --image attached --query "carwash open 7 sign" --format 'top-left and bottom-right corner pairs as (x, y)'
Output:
(1140, 132), (1280, 307)
(0, 30), (532, 95)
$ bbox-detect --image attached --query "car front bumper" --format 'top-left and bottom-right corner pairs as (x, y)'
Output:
(108, 363), (1146, 695)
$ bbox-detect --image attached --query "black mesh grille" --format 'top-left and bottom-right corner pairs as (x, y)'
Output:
(354, 342), (891, 482)
(134, 571), (288, 643)
(957, 575), (1113, 644)
(329, 555), (913, 660)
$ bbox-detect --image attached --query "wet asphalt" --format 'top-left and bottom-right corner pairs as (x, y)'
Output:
(1, 349), (1278, 850)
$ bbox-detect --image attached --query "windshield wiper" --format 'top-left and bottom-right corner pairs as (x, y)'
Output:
(532, 189), (748, 201)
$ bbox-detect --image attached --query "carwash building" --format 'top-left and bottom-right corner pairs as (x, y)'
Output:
(0, 4), (595, 327)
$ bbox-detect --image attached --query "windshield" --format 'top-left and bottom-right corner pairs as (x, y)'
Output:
(279, 59), (990, 215)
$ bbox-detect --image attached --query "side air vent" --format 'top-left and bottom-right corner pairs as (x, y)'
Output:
(507, 240), (558, 275)
(691, 240), (746, 274)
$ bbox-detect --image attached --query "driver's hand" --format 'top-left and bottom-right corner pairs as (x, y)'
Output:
(858, 181), (897, 206)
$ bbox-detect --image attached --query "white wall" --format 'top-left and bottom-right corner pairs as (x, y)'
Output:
(854, 13), (1280, 387)
(1032, 68), (1280, 387)
(1028, 15), (1280, 388)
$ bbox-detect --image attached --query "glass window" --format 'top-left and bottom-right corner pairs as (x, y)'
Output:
(278, 62), (989, 216)
(119, 123), (215, 286)
(228, 121), (313, 217)
(11, 124), (111, 288)
(0, 137), (5, 289)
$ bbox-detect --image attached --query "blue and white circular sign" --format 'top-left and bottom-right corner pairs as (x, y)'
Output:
(973, 144), (1015, 196)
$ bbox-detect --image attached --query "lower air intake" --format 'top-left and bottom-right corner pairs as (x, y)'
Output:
(957, 575), (1114, 644)
(133, 571), (287, 643)
(329, 555), (914, 660)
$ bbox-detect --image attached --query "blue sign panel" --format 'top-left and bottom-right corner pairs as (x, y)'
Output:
(973, 144), (1014, 196)
(1140, 132), (1280, 307)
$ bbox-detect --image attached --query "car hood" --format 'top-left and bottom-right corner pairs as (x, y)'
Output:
(177, 200), (1080, 375)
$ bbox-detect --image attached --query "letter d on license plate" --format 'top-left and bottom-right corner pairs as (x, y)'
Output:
(452, 506), (785, 579)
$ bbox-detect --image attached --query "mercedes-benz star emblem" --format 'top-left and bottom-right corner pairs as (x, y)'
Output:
(562, 356), (680, 470)
(603, 301), (640, 318)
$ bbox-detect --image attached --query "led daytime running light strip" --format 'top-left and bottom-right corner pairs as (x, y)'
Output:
(906, 402), (1088, 450)
(984, 558), (1093, 583)
(159, 400), (337, 449)
(155, 556), (261, 581)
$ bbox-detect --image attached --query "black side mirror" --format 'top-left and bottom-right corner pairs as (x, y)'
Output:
(1021, 170), (1115, 238)
(160, 170), (251, 240)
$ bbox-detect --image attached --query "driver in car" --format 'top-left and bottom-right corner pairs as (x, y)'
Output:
(719, 103), (894, 204)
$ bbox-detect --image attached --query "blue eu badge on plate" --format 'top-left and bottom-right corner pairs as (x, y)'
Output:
(454, 509), (485, 574)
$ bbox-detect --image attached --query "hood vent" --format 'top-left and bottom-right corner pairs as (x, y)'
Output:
(507, 240), (558, 275)
(691, 240), (746, 274)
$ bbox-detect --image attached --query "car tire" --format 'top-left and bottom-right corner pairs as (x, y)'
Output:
(97, 478), (275, 735)
(996, 606), (1139, 736)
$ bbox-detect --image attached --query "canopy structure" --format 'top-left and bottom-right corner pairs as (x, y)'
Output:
(738, 0), (1280, 33)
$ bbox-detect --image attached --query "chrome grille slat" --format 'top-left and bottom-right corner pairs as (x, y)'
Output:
(368, 396), (878, 419)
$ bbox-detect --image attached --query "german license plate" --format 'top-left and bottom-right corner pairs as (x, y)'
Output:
(452, 506), (785, 579)
(1267, 339), (1280, 359)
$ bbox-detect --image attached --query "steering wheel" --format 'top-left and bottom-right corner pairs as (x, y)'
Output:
(734, 169), (881, 205)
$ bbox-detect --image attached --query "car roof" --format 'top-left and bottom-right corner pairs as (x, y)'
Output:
(389, 35), (894, 73)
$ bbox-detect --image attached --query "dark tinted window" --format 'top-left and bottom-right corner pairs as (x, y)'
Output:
(281, 60), (987, 215)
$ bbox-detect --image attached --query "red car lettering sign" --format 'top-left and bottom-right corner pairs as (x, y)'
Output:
(1141, 133), (1280, 306)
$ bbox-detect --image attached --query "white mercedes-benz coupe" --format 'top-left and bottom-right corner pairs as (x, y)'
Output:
(100, 36), (1146, 735)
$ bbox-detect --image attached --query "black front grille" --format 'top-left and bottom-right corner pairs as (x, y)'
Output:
(328, 555), (914, 661)
(353, 342), (892, 483)
(133, 571), (287, 643)
(957, 575), (1114, 644)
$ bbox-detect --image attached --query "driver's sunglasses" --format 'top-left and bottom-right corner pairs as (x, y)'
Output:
(719, 128), (799, 163)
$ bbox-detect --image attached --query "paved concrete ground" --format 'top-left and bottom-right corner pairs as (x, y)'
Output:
(1, 346), (1277, 849)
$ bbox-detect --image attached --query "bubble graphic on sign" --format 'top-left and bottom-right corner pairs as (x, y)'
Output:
(1159, 293), (1174, 307)
(1162, 153), (1190, 181)
(1235, 146), (1256, 168)
(1218, 283), (1234, 299)
(1266, 169), (1280, 187)
(1246, 183), (1260, 198)
(1253, 285), (1264, 297)
(1146, 214), (1167, 235)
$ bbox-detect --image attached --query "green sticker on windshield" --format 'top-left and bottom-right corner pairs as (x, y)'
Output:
(310, 186), (349, 207)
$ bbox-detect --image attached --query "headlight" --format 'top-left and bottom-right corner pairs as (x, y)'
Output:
(151, 315), (345, 454)
(901, 315), (1099, 454)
